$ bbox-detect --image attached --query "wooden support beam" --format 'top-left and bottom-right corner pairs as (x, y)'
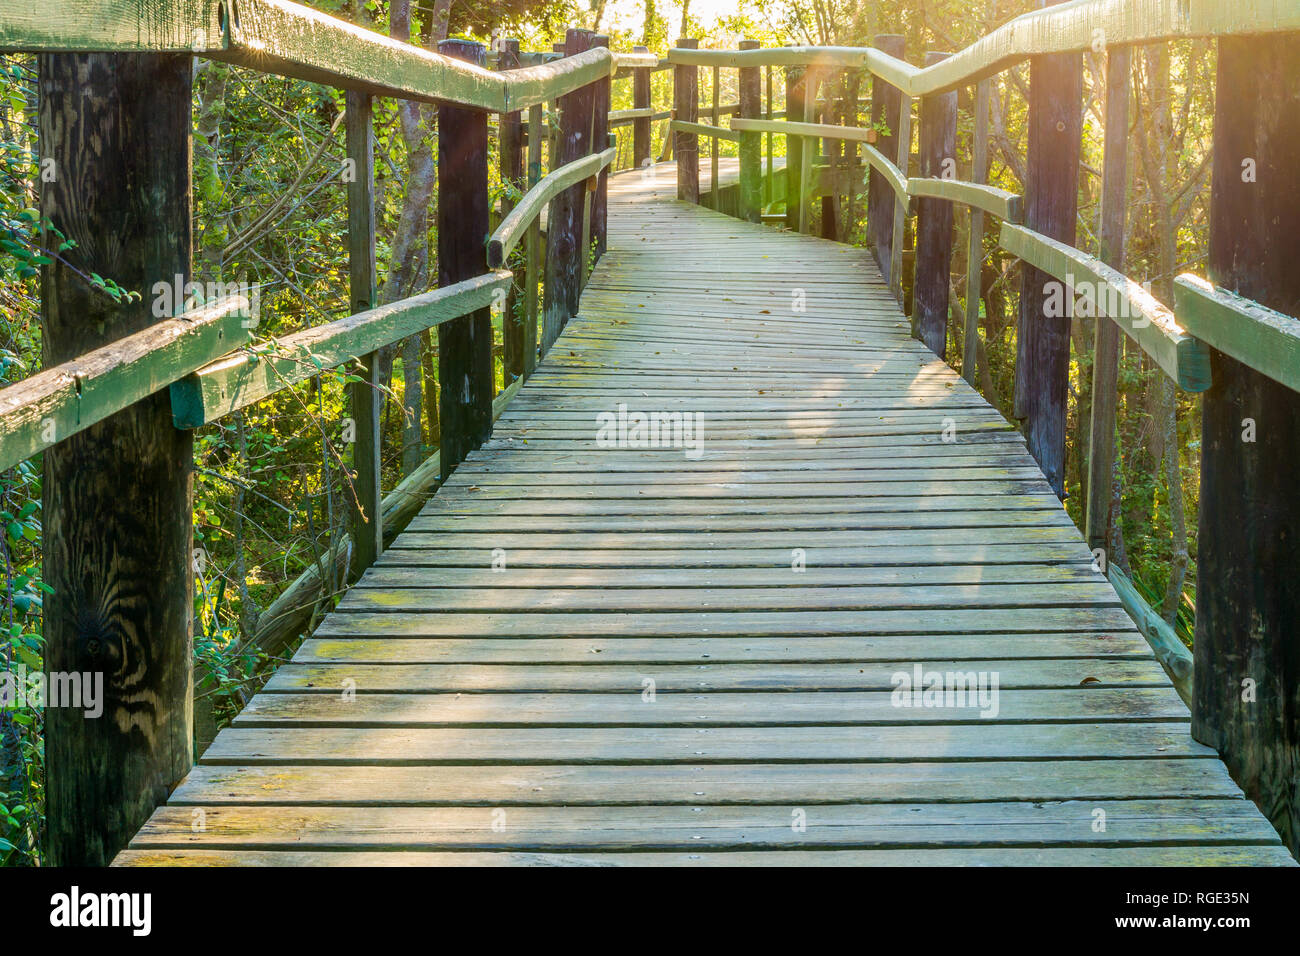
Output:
(437, 38), (492, 481)
(674, 37), (700, 203)
(38, 50), (194, 867)
(544, 30), (598, 351)
(592, 34), (610, 262)
(738, 40), (762, 223)
(524, 102), (543, 379)
(632, 45), (653, 171)
(889, 91), (913, 306)
(1085, 46), (1130, 553)
(913, 51), (957, 359)
(962, 78), (990, 386)
(1014, 0), (1082, 499)
(784, 65), (806, 231)
(868, 34), (905, 281)
(345, 90), (382, 576)
(1193, 31), (1300, 859)
(499, 39), (526, 385)
(711, 65), (721, 210)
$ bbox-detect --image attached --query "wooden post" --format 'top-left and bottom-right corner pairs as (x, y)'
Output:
(524, 102), (543, 379)
(437, 39), (492, 481)
(1085, 47), (1130, 552)
(765, 65), (774, 208)
(499, 39), (527, 384)
(913, 52), (957, 359)
(345, 91), (382, 575)
(737, 40), (762, 223)
(38, 52), (194, 866)
(592, 34), (611, 262)
(785, 65), (805, 231)
(798, 70), (817, 234)
(674, 37), (699, 203)
(1014, 0), (1081, 498)
(710, 65), (721, 209)
(632, 45), (653, 171)
(1193, 32), (1300, 857)
(868, 34), (905, 280)
(820, 75), (839, 242)
(889, 91), (913, 305)
(543, 29), (597, 353)
(962, 78), (990, 385)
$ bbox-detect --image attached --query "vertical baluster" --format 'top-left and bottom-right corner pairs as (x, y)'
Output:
(1014, 0), (1082, 497)
(39, 50), (194, 865)
(524, 102), (543, 379)
(710, 64), (721, 208)
(913, 51), (957, 359)
(437, 38), (493, 480)
(1193, 31), (1300, 858)
(543, 29), (597, 352)
(785, 64), (805, 232)
(962, 78), (990, 386)
(738, 39), (762, 223)
(592, 33), (611, 261)
(889, 90), (913, 306)
(675, 37), (700, 203)
(868, 34), (905, 281)
(633, 45), (653, 171)
(1085, 48), (1129, 551)
(345, 91), (382, 573)
(499, 39), (526, 385)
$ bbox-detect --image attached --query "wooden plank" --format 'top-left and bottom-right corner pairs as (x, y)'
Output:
(170, 272), (511, 428)
(0, 297), (248, 472)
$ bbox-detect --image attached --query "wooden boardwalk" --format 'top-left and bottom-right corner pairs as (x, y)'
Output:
(116, 164), (1293, 866)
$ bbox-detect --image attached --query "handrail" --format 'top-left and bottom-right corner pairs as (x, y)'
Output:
(907, 177), (1023, 223)
(1175, 274), (1300, 394)
(731, 117), (877, 144)
(170, 271), (512, 428)
(862, 143), (909, 203)
(669, 119), (740, 142)
(667, 0), (1300, 96)
(0, 298), (251, 473)
(488, 147), (618, 268)
(999, 224), (1211, 392)
(0, 0), (618, 112)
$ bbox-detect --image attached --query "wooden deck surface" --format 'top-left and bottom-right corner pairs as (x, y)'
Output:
(116, 163), (1294, 866)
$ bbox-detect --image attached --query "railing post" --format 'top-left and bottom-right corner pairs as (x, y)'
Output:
(345, 90), (382, 574)
(784, 64), (805, 231)
(437, 38), (492, 481)
(524, 101), (543, 378)
(737, 39), (762, 223)
(1014, 0), (1081, 498)
(674, 37), (699, 203)
(962, 78), (990, 385)
(499, 39), (527, 384)
(543, 28), (597, 353)
(889, 89), (913, 306)
(592, 34), (611, 262)
(632, 45), (653, 171)
(868, 34), (905, 281)
(1193, 32), (1300, 858)
(38, 51), (194, 866)
(710, 64), (721, 209)
(765, 65), (775, 208)
(1084, 47), (1130, 552)
(913, 51), (957, 359)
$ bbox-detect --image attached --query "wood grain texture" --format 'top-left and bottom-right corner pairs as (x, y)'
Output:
(116, 161), (1288, 867)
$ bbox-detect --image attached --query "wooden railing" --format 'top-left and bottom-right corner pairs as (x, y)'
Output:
(667, 0), (1300, 857)
(0, 0), (650, 865)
